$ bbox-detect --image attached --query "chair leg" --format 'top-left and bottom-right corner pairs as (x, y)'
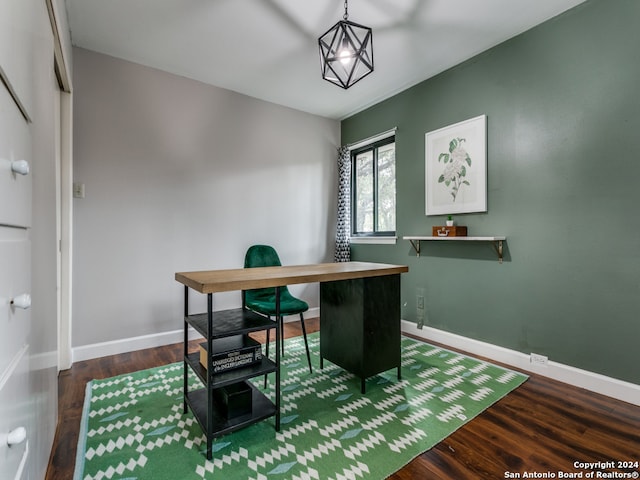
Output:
(299, 313), (312, 373)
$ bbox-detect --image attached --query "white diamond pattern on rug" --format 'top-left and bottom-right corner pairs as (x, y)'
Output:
(247, 443), (297, 473)
(440, 389), (466, 403)
(75, 333), (527, 480)
(318, 416), (360, 438)
(290, 466), (321, 480)
(337, 397), (372, 415)
(316, 384), (349, 398)
(437, 404), (467, 422)
(332, 460), (371, 480)
(469, 386), (495, 401)
(360, 411), (397, 430)
(408, 391), (437, 406)
(400, 408), (433, 426)
(276, 419), (319, 442)
(342, 430), (385, 459)
(295, 438), (341, 465)
(195, 446), (249, 477)
(373, 393), (404, 410)
(387, 428), (429, 453)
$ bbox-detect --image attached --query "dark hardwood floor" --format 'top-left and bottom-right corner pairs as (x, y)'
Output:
(47, 318), (640, 479)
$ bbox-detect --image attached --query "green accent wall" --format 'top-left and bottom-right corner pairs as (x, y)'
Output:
(341, 0), (640, 385)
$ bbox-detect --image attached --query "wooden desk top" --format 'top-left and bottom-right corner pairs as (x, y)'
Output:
(175, 261), (409, 294)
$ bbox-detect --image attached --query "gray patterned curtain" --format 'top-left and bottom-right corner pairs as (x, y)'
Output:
(334, 146), (351, 262)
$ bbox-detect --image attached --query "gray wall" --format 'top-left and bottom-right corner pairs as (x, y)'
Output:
(342, 0), (640, 384)
(72, 48), (340, 348)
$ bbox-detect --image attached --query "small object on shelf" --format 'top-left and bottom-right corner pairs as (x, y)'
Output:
(213, 381), (253, 419)
(446, 215), (454, 227)
(199, 335), (263, 373)
(432, 226), (468, 237)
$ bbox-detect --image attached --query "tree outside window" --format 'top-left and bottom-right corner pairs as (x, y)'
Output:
(352, 137), (396, 235)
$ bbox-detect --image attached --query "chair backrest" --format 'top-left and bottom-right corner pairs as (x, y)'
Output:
(243, 245), (285, 303)
(244, 245), (282, 269)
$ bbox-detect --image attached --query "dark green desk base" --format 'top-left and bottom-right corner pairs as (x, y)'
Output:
(319, 274), (401, 393)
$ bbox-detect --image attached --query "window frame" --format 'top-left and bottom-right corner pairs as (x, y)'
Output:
(350, 135), (396, 237)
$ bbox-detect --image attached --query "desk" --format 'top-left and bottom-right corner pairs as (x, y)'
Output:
(176, 261), (408, 392)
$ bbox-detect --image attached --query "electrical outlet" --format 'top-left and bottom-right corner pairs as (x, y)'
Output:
(73, 182), (85, 199)
(530, 353), (548, 366)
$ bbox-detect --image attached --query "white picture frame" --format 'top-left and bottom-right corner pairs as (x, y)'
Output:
(425, 114), (487, 216)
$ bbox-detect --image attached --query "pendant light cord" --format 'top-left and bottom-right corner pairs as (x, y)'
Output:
(343, 0), (349, 20)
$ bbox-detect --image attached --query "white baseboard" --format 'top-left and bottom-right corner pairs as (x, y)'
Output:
(72, 328), (201, 363)
(71, 307), (320, 364)
(402, 320), (640, 407)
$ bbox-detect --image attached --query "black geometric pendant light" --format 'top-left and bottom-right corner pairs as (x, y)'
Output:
(318, 0), (373, 89)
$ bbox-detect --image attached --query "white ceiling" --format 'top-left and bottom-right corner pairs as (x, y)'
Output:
(64, 0), (587, 120)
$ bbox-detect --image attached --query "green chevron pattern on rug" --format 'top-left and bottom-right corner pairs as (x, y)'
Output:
(74, 333), (527, 479)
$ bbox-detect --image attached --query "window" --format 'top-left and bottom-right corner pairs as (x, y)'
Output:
(351, 136), (396, 236)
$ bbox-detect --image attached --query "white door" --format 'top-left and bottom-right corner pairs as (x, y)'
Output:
(0, 59), (32, 480)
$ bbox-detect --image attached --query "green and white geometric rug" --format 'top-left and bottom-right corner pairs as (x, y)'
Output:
(74, 333), (527, 480)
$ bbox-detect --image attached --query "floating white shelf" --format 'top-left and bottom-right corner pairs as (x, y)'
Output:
(403, 236), (507, 263)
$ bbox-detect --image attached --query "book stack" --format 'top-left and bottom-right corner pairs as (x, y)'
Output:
(199, 335), (262, 373)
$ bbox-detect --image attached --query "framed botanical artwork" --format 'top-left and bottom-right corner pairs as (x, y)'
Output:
(425, 114), (487, 216)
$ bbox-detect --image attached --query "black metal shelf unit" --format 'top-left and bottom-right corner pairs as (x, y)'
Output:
(182, 289), (280, 460)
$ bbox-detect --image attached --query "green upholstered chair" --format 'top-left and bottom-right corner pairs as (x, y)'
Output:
(242, 245), (312, 373)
